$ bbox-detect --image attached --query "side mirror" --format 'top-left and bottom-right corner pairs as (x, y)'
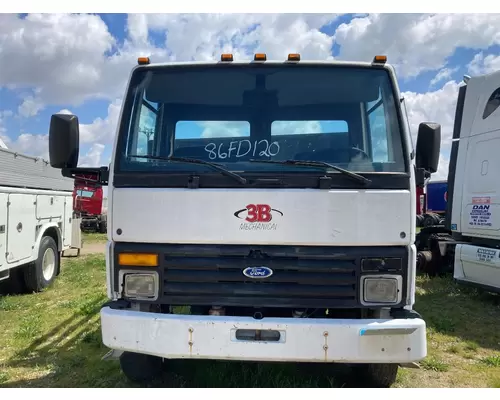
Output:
(49, 113), (80, 169)
(416, 122), (441, 173)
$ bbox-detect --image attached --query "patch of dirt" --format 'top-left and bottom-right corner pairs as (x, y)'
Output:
(81, 242), (106, 255)
(63, 242), (106, 257)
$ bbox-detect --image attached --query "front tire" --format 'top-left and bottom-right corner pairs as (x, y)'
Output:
(23, 235), (59, 292)
(352, 363), (398, 388)
(119, 351), (163, 384)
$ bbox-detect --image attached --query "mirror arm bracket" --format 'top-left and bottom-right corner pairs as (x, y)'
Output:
(415, 167), (430, 187)
(61, 166), (109, 186)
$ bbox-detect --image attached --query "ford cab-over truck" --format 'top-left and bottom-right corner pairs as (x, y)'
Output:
(47, 53), (441, 387)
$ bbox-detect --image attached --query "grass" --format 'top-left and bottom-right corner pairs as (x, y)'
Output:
(82, 232), (107, 243)
(1, 254), (500, 388)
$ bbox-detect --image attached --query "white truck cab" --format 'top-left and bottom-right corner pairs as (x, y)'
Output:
(47, 54), (442, 387)
(416, 68), (500, 292)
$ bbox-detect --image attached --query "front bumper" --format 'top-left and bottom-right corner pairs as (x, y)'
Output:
(101, 307), (427, 363)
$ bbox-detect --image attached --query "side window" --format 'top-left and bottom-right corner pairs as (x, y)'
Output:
(136, 100), (159, 156)
(367, 99), (389, 163)
(483, 87), (500, 120)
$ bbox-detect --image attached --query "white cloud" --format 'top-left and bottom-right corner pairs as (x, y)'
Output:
(0, 13), (339, 119)
(79, 143), (106, 167)
(78, 99), (122, 144)
(18, 95), (45, 117)
(3, 132), (50, 159)
(468, 52), (500, 75)
(129, 13), (337, 62)
(430, 67), (459, 87)
(57, 109), (73, 115)
(334, 13), (500, 78)
(403, 80), (461, 180)
(199, 121), (250, 138)
(3, 12), (500, 182)
(271, 121), (324, 135)
(0, 13), (116, 113)
(3, 131), (107, 167)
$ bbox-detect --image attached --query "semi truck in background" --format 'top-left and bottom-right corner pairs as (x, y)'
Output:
(0, 144), (82, 293)
(47, 54), (442, 387)
(416, 70), (500, 294)
(73, 174), (107, 234)
(415, 180), (448, 228)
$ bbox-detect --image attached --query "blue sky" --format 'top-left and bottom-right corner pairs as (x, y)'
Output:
(1, 13), (500, 179)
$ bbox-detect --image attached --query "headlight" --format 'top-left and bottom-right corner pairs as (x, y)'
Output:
(361, 275), (402, 305)
(123, 273), (158, 300)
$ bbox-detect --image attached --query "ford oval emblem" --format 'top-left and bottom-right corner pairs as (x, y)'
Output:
(243, 266), (273, 279)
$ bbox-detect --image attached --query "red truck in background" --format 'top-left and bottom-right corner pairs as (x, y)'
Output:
(73, 173), (107, 234)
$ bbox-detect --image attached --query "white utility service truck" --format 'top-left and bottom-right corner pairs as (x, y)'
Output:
(416, 69), (500, 292)
(0, 143), (82, 293)
(47, 54), (442, 387)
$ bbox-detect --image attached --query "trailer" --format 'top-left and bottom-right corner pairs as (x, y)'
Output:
(0, 146), (82, 292)
(416, 69), (500, 293)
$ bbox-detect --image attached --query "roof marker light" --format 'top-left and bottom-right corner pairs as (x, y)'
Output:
(221, 53), (234, 62)
(254, 53), (267, 61)
(137, 57), (150, 65)
(287, 53), (301, 61)
(372, 55), (387, 64)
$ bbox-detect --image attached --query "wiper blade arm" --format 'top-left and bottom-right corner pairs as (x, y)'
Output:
(249, 159), (371, 185)
(128, 155), (247, 184)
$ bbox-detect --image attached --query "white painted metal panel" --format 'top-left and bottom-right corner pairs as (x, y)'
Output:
(454, 244), (500, 290)
(111, 188), (412, 246)
(0, 193), (7, 269)
(6, 193), (36, 263)
(35, 195), (65, 220)
(0, 147), (73, 192)
(70, 218), (82, 249)
(101, 308), (427, 363)
(63, 196), (73, 247)
(452, 69), (500, 239)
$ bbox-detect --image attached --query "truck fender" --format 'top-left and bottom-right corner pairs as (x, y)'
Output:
(32, 222), (63, 258)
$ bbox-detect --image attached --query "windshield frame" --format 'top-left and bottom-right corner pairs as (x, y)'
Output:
(113, 62), (411, 189)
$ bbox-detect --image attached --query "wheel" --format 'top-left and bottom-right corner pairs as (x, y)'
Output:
(98, 221), (107, 234)
(416, 215), (423, 227)
(119, 351), (163, 384)
(23, 235), (59, 292)
(351, 363), (398, 388)
(423, 214), (435, 227)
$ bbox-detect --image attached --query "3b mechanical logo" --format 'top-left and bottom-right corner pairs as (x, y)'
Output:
(234, 204), (283, 230)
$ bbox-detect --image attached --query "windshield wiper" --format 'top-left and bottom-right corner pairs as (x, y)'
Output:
(128, 155), (247, 184)
(249, 159), (371, 185)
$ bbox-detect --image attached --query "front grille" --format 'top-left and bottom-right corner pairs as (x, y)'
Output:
(114, 243), (408, 309)
(164, 253), (357, 307)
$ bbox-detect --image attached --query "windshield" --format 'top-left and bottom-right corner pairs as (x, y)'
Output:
(116, 64), (407, 179)
(76, 189), (94, 198)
